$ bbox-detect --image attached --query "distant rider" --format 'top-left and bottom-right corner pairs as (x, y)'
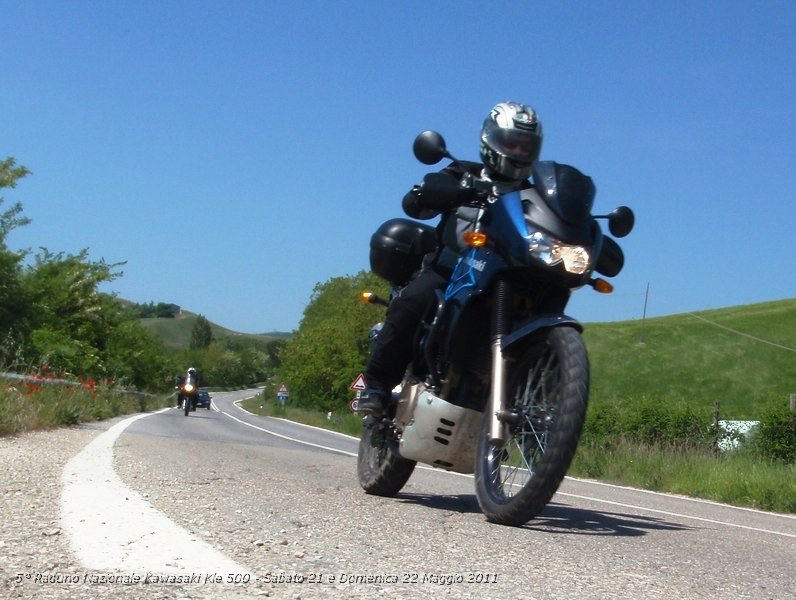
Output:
(175, 367), (201, 409)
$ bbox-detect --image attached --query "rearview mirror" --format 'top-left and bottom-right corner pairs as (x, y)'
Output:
(607, 206), (634, 238)
(413, 130), (448, 165)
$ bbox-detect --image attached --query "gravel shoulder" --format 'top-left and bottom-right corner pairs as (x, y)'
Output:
(1, 424), (104, 599)
(0, 422), (257, 599)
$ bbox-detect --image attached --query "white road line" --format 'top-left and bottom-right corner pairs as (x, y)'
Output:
(552, 491), (796, 539)
(564, 475), (796, 520)
(220, 406), (357, 457)
(60, 410), (249, 575)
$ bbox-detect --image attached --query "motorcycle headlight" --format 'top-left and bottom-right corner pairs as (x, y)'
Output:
(527, 231), (591, 275)
(184, 383), (195, 393)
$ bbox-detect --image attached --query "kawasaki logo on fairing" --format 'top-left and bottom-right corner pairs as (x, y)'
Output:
(465, 256), (486, 272)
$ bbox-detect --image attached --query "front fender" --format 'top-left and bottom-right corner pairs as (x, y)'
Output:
(501, 313), (583, 352)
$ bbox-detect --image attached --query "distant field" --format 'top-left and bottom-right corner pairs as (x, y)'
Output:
(584, 298), (796, 419)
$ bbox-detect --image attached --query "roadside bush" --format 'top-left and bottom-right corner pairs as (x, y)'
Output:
(0, 376), (171, 435)
(582, 400), (622, 445)
(583, 396), (712, 450)
(751, 401), (796, 463)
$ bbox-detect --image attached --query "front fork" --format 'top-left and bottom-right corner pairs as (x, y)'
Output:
(488, 280), (510, 445)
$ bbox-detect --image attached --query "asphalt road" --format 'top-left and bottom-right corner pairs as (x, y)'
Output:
(2, 389), (794, 599)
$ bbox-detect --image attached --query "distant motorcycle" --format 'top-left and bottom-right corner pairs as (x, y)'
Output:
(357, 130), (634, 526)
(177, 373), (199, 417)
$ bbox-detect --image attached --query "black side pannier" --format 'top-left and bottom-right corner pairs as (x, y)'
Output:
(369, 218), (438, 286)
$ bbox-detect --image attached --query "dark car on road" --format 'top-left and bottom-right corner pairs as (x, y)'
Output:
(196, 390), (212, 409)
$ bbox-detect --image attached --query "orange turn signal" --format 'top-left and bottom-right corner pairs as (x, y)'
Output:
(592, 278), (614, 294)
(360, 291), (374, 303)
(463, 231), (488, 247)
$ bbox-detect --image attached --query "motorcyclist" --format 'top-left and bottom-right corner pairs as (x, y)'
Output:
(175, 367), (201, 408)
(359, 101), (543, 416)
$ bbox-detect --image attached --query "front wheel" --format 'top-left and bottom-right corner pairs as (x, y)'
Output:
(183, 397), (190, 416)
(474, 326), (589, 526)
(357, 420), (416, 497)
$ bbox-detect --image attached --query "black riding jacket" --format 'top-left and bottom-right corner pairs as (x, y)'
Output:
(401, 161), (531, 270)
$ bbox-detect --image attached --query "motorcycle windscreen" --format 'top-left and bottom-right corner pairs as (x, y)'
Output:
(532, 161), (595, 225)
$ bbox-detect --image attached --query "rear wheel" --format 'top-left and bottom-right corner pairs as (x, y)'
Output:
(357, 419), (416, 496)
(474, 326), (589, 526)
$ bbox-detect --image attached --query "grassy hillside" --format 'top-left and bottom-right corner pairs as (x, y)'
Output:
(584, 298), (796, 419)
(140, 310), (291, 350)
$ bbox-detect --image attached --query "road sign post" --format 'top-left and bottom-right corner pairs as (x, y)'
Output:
(349, 373), (366, 413)
(276, 384), (289, 410)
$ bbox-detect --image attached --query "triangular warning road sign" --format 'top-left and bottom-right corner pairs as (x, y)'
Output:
(278, 384), (288, 394)
(349, 373), (367, 391)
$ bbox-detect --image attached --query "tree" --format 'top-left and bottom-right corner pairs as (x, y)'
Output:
(104, 317), (174, 390)
(0, 155), (170, 391)
(0, 158), (32, 339)
(276, 271), (388, 411)
(190, 315), (213, 349)
(131, 301), (178, 318)
(0, 157), (30, 190)
(20, 249), (125, 376)
(266, 338), (286, 369)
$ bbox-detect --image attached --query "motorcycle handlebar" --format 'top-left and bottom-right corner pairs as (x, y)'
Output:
(361, 291), (390, 307)
(415, 172), (489, 212)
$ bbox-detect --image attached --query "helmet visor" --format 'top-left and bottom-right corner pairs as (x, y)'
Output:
(482, 120), (541, 162)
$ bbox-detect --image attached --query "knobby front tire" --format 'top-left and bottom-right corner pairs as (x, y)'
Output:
(474, 326), (589, 526)
(357, 422), (416, 497)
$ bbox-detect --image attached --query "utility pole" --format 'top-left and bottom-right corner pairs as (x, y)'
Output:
(639, 282), (650, 344)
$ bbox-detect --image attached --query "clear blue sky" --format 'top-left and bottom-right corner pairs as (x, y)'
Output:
(2, 1), (794, 333)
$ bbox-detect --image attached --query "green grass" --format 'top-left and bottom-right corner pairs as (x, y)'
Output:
(241, 395), (364, 437)
(573, 300), (796, 512)
(584, 299), (796, 419)
(571, 439), (796, 513)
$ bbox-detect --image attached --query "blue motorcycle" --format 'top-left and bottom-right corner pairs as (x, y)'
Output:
(358, 131), (634, 526)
